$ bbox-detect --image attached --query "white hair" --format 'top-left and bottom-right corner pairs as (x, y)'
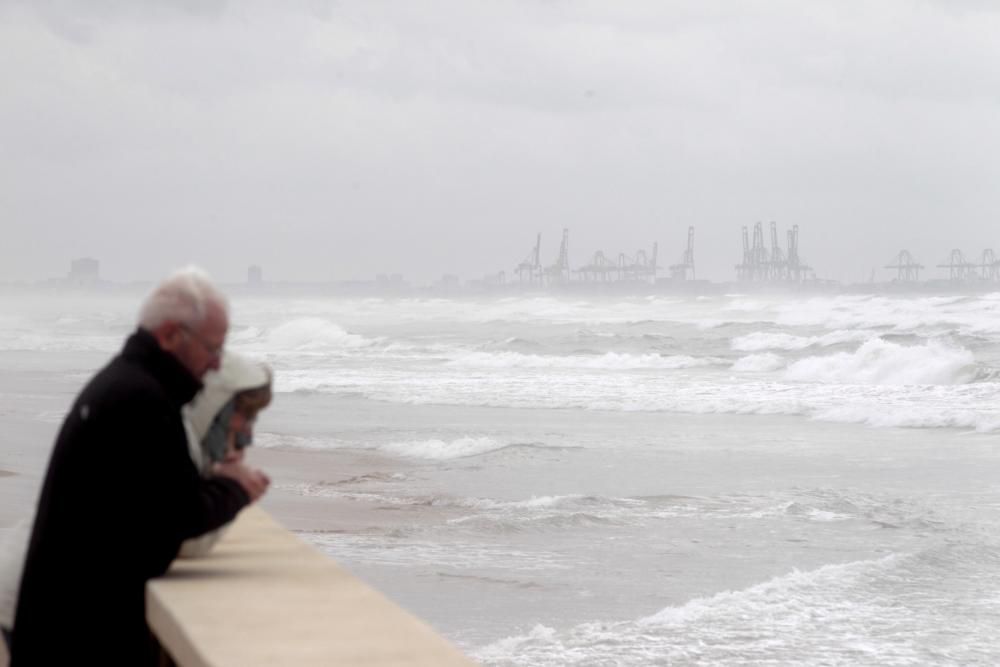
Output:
(138, 266), (229, 330)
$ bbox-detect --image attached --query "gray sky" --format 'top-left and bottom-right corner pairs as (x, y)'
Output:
(3, 0), (1000, 284)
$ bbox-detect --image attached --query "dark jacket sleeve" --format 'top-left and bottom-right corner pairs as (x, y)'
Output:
(94, 382), (250, 578)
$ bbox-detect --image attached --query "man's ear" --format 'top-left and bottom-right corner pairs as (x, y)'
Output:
(150, 321), (184, 352)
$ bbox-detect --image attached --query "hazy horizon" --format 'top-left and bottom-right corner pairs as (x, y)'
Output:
(4, 1), (1000, 285)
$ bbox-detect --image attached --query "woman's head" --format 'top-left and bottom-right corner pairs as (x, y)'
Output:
(187, 351), (273, 464)
(225, 380), (273, 457)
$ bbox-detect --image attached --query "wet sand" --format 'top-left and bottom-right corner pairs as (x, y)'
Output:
(253, 446), (420, 534)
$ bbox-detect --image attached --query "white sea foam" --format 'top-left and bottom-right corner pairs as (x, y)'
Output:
(276, 484), (424, 505)
(731, 353), (785, 372)
(732, 329), (872, 352)
(0, 328), (122, 352)
(772, 294), (1000, 336)
(306, 533), (573, 572)
(257, 317), (375, 352)
(452, 495), (593, 511)
(475, 554), (957, 666)
(450, 493), (873, 531)
(447, 351), (716, 370)
(276, 363), (1000, 432)
(812, 404), (1000, 431)
(641, 554), (902, 627)
(254, 432), (353, 450)
(724, 299), (769, 312)
(227, 325), (264, 344)
(378, 436), (510, 460)
(453, 495), (638, 518)
(256, 432), (516, 459)
(785, 338), (977, 385)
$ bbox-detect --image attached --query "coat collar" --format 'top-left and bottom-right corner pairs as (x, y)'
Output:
(122, 328), (203, 406)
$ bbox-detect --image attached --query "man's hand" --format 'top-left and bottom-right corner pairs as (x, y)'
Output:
(212, 461), (270, 502)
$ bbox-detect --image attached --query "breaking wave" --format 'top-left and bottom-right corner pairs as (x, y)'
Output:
(378, 436), (512, 460)
(475, 545), (1000, 666)
(732, 329), (872, 352)
(447, 351), (718, 370)
(732, 353), (785, 372)
(812, 405), (1000, 431)
(273, 366), (1000, 432)
(255, 432), (526, 460)
(252, 317), (376, 352)
(785, 338), (977, 385)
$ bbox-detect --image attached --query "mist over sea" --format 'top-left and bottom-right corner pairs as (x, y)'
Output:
(3, 289), (1000, 664)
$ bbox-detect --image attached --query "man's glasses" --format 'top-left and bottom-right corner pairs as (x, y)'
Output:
(181, 324), (223, 358)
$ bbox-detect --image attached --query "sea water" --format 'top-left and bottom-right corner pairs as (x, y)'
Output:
(2, 289), (1000, 665)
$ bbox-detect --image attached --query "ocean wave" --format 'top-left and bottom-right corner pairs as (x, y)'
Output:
(253, 317), (376, 352)
(731, 353), (785, 372)
(445, 492), (886, 534)
(698, 319), (776, 331)
(0, 331), (121, 353)
(256, 431), (539, 460)
(812, 404), (1000, 431)
(280, 486), (644, 530)
(695, 393), (1000, 432)
(723, 299), (771, 312)
(641, 554), (903, 627)
(254, 433), (352, 450)
(276, 371), (1000, 433)
(305, 533), (573, 572)
(449, 511), (619, 533)
(772, 294), (1000, 336)
(496, 336), (544, 349)
(460, 495), (601, 510)
(378, 436), (512, 460)
(475, 554), (898, 665)
(784, 338), (977, 385)
(732, 330), (872, 352)
(446, 351), (719, 370)
(475, 548), (1000, 665)
(226, 325), (263, 343)
(326, 472), (409, 485)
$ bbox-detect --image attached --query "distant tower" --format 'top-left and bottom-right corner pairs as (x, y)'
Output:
(884, 250), (922, 282)
(670, 227), (695, 281)
(545, 228), (571, 284)
(68, 258), (100, 285)
(248, 265), (263, 285)
(515, 233), (543, 285)
(936, 249), (974, 282)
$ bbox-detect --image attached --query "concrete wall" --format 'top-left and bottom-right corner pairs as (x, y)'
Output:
(148, 507), (475, 666)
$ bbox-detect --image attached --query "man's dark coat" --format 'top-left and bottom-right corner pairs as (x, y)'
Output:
(11, 330), (249, 665)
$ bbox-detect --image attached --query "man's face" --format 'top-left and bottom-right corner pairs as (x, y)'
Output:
(173, 301), (228, 380)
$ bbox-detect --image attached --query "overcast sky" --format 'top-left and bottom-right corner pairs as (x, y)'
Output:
(2, 0), (1000, 284)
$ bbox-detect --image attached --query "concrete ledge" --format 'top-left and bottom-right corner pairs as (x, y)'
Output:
(147, 507), (475, 666)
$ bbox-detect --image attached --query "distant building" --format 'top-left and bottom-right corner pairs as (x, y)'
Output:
(376, 273), (406, 288)
(248, 265), (263, 285)
(68, 258), (100, 285)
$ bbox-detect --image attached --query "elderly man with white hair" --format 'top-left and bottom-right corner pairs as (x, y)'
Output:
(9, 267), (269, 666)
